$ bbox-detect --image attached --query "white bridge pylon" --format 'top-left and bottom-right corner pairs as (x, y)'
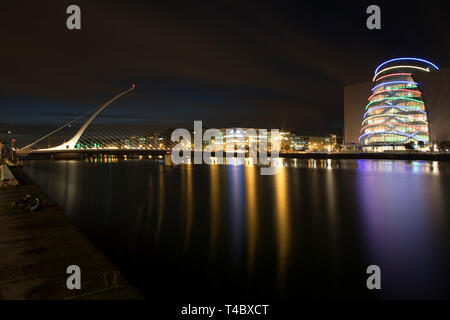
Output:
(16, 85), (135, 155)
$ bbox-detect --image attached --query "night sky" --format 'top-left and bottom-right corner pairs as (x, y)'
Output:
(1, 0), (449, 146)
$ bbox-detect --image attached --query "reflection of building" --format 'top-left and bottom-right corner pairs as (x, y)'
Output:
(345, 58), (450, 151)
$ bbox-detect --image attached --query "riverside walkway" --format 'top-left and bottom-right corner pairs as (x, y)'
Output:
(0, 161), (144, 299)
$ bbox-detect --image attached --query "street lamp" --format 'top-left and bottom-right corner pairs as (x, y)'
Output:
(3, 130), (12, 144)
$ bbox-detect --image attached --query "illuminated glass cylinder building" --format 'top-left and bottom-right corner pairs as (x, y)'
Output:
(359, 58), (438, 152)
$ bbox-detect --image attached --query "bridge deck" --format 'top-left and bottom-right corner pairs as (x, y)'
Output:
(0, 163), (144, 300)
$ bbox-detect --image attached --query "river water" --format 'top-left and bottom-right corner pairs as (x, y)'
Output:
(22, 158), (450, 299)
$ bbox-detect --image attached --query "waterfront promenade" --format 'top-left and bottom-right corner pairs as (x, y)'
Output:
(0, 161), (143, 300)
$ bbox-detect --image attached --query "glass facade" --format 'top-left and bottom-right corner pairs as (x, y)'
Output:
(359, 58), (438, 151)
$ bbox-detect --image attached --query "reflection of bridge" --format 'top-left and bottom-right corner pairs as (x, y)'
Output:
(16, 85), (175, 159)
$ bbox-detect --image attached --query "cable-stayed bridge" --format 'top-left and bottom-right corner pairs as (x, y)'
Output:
(16, 85), (177, 159)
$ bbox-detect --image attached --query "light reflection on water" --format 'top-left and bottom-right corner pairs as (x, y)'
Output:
(274, 166), (290, 297)
(22, 158), (450, 299)
(356, 160), (447, 298)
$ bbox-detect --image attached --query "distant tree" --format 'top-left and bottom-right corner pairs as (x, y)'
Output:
(438, 141), (450, 151)
(404, 141), (415, 150)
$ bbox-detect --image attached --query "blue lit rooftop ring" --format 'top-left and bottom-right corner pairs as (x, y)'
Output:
(371, 81), (417, 92)
(374, 58), (439, 75)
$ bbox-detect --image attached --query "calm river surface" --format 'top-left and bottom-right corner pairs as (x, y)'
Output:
(23, 158), (450, 299)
